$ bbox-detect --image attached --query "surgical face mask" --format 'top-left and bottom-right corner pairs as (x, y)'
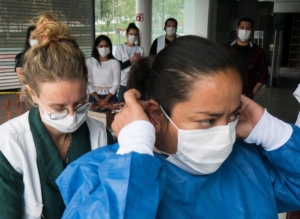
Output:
(35, 93), (88, 133)
(128, 35), (137, 45)
(166, 27), (176, 37)
(238, 29), (251, 42)
(30, 39), (38, 47)
(160, 106), (237, 175)
(98, 47), (110, 57)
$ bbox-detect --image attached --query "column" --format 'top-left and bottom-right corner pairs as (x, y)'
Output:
(136, 0), (152, 55)
(183, 0), (211, 38)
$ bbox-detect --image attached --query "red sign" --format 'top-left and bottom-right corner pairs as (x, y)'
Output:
(136, 13), (144, 22)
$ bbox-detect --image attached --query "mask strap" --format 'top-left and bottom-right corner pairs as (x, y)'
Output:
(158, 149), (171, 157)
(159, 106), (179, 130)
(33, 90), (50, 114)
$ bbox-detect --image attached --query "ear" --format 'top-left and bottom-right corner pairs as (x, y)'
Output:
(28, 39), (30, 44)
(146, 99), (164, 134)
(236, 27), (239, 35)
(163, 26), (166, 31)
(25, 84), (38, 104)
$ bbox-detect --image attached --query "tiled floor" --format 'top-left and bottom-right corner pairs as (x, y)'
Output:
(254, 68), (300, 124)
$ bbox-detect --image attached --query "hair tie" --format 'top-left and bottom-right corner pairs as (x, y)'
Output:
(52, 37), (59, 42)
(42, 35), (59, 42)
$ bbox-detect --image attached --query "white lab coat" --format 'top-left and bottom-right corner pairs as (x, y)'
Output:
(0, 112), (107, 219)
(156, 34), (180, 54)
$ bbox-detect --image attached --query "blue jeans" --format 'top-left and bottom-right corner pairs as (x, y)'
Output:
(118, 85), (126, 102)
(89, 94), (118, 104)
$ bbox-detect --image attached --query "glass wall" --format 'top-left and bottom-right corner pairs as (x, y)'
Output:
(94, 0), (135, 50)
(152, 0), (185, 42)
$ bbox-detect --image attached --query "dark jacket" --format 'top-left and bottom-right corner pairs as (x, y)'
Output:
(224, 40), (269, 98)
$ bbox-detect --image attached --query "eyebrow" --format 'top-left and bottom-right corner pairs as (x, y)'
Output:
(48, 94), (87, 108)
(194, 102), (242, 117)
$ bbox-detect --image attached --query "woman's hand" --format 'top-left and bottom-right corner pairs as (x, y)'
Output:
(112, 89), (149, 137)
(97, 99), (105, 107)
(236, 95), (264, 139)
(130, 53), (141, 63)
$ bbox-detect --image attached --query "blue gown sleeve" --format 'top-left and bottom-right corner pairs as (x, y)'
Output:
(56, 144), (166, 219)
(264, 124), (300, 213)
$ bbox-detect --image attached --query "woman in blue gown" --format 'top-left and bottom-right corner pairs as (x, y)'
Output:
(57, 36), (300, 219)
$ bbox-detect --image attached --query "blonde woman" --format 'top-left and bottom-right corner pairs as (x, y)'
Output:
(0, 13), (114, 219)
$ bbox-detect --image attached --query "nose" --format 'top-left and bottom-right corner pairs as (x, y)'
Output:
(214, 119), (228, 127)
(68, 109), (75, 116)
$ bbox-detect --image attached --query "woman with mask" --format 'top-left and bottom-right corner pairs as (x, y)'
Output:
(57, 36), (300, 218)
(115, 23), (144, 102)
(86, 35), (120, 106)
(15, 25), (37, 83)
(0, 13), (114, 219)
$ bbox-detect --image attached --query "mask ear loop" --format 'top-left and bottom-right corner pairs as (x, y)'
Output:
(159, 106), (179, 130)
(33, 90), (50, 114)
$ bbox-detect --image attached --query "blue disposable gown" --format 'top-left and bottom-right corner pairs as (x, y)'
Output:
(56, 125), (300, 219)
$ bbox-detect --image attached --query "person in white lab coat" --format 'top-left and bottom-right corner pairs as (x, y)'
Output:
(0, 13), (114, 219)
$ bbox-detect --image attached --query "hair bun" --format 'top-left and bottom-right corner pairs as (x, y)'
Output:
(33, 13), (71, 43)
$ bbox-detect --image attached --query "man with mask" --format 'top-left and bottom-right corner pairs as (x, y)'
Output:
(224, 17), (269, 99)
(149, 18), (179, 55)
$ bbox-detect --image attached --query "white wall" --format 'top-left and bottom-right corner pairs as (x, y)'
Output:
(274, 0), (300, 13)
(183, 0), (211, 38)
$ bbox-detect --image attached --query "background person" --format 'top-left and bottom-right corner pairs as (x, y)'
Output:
(15, 25), (37, 83)
(86, 35), (120, 106)
(0, 13), (114, 219)
(149, 18), (179, 55)
(224, 17), (269, 99)
(115, 23), (144, 102)
(57, 36), (300, 218)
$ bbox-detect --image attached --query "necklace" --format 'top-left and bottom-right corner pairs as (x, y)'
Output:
(64, 135), (72, 164)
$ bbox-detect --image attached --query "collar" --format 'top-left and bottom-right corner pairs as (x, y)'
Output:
(28, 107), (91, 185)
(230, 39), (253, 48)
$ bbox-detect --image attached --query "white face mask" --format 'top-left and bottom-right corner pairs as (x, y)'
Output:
(98, 47), (110, 58)
(128, 35), (137, 45)
(238, 29), (251, 42)
(35, 93), (87, 133)
(160, 106), (237, 175)
(166, 27), (176, 37)
(30, 39), (38, 47)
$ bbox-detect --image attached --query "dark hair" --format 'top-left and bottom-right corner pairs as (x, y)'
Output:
(237, 17), (253, 29)
(23, 25), (36, 52)
(92, 35), (115, 64)
(164, 18), (178, 28)
(126, 23), (139, 34)
(127, 35), (240, 116)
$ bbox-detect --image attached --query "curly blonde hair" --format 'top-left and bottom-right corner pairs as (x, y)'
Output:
(23, 13), (87, 95)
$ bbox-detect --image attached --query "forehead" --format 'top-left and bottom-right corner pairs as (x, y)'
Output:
(173, 70), (242, 114)
(39, 80), (87, 103)
(238, 21), (252, 29)
(30, 31), (37, 39)
(98, 40), (109, 45)
(166, 21), (176, 27)
(128, 29), (138, 34)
